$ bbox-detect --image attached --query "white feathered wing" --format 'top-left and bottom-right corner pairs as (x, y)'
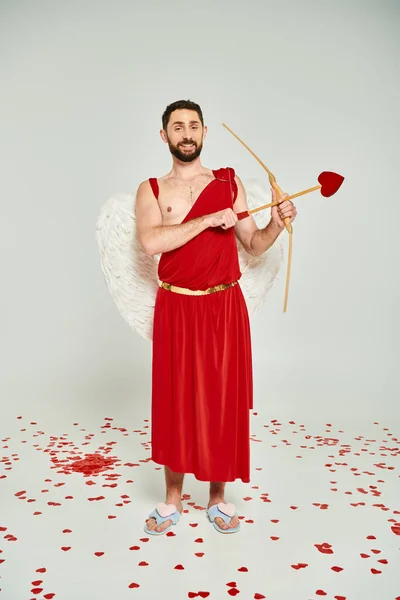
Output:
(95, 179), (284, 341)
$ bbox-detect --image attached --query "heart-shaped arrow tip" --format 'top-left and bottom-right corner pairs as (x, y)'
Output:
(318, 171), (345, 197)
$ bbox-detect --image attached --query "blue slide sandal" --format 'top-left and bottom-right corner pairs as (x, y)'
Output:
(144, 502), (182, 535)
(206, 502), (240, 533)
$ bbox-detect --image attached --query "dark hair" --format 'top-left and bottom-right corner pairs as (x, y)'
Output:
(162, 99), (204, 131)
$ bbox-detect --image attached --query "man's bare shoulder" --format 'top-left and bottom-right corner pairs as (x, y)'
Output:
(135, 179), (158, 202)
(136, 179), (152, 191)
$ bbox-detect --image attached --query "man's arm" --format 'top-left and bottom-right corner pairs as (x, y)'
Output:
(134, 181), (210, 256)
(249, 220), (284, 257)
(233, 175), (283, 257)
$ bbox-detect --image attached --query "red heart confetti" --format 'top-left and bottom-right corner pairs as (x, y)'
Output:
(315, 543), (334, 554)
(227, 590), (240, 597)
(331, 566), (343, 572)
(94, 552), (104, 557)
(371, 568), (382, 574)
(198, 593), (210, 598)
(316, 591), (327, 596)
(61, 547), (71, 552)
(174, 564), (185, 570)
(128, 582), (140, 589)
(238, 566), (248, 572)
(43, 595), (55, 599)
(391, 525), (400, 535)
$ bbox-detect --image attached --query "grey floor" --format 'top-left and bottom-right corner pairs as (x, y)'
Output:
(1, 402), (399, 600)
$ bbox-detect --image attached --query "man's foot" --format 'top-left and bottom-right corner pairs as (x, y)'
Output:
(145, 501), (183, 533)
(207, 499), (240, 530)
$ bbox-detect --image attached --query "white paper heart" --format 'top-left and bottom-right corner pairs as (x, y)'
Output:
(156, 502), (177, 518)
(217, 502), (236, 517)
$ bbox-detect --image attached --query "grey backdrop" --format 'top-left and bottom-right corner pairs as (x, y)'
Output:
(1, 0), (399, 431)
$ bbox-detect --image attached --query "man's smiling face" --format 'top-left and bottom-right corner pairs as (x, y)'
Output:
(162, 108), (206, 163)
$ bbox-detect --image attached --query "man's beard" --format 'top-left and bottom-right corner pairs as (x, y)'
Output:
(167, 139), (203, 163)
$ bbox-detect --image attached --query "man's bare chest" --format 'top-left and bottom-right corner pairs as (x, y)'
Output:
(157, 174), (215, 226)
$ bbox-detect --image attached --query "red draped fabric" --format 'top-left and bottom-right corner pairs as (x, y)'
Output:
(148, 167), (253, 483)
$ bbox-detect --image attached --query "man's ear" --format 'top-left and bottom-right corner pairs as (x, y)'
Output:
(160, 129), (168, 143)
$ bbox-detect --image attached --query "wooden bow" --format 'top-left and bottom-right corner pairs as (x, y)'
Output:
(223, 122), (293, 312)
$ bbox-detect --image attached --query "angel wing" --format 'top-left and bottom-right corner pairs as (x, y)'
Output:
(95, 179), (284, 341)
(236, 178), (284, 316)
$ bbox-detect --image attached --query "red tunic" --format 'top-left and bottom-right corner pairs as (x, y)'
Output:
(148, 167), (253, 483)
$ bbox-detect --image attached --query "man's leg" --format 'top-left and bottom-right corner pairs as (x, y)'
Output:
(145, 466), (184, 533)
(207, 481), (240, 530)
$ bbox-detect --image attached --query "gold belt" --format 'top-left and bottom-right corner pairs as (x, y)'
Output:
(158, 280), (238, 296)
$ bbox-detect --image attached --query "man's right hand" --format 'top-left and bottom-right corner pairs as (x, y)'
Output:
(205, 208), (238, 230)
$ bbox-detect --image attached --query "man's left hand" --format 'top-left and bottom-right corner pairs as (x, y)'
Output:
(270, 188), (297, 229)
